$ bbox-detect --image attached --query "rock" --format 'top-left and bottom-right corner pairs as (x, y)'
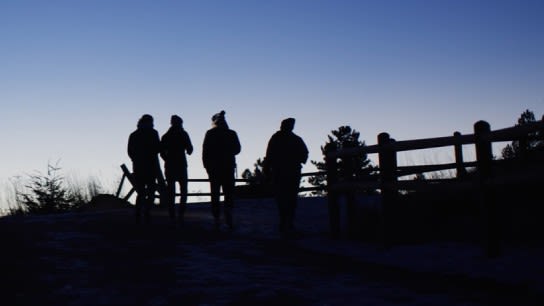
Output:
(85, 194), (132, 211)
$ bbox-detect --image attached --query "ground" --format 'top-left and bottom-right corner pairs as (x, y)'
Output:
(1, 197), (543, 306)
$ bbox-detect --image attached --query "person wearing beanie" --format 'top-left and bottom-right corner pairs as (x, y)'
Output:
(128, 114), (163, 223)
(202, 110), (241, 230)
(160, 114), (193, 226)
(264, 117), (308, 237)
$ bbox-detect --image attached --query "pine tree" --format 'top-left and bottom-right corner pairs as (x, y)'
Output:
(308, 126), (376, 195)
(17, 162), (81, 214)
(241, 157), (266, 186)
(501, 109), (544, 159)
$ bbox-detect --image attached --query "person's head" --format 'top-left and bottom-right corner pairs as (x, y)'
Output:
(137, 114), (154, 129)
(171, 115), (183, 127)
(211, 110), (228, 128)
(280, 117), (295, 132)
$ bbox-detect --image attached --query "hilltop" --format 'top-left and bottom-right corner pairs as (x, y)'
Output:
(1, 196), (543, 306)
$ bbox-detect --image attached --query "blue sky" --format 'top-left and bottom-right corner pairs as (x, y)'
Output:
(1, 0), (543, 202)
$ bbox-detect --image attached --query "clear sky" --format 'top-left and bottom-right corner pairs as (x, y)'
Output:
(1, 0), (543, 203)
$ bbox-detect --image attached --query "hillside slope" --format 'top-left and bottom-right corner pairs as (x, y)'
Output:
(1, 197), (543, 305)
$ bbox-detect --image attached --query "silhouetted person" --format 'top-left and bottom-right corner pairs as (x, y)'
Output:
(128, 114), (163, 223)
(202, 110), (241, 230)
(265, 118), (308, 236)
(160, 115), (193, 226)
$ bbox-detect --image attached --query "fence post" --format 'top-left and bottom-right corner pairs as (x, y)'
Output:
(119, 164), (137, 201)
(518, 133), (528, 161)
(326, 147), (340, 239)
(378, 132), (397, 248)
(344, 154), (358, 239)
(454, 131), (467, 178)
(474, 120), (500, 258)
(116, 173), (127, 198)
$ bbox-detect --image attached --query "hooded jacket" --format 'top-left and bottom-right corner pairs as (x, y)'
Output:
(202, 122), (241, 172)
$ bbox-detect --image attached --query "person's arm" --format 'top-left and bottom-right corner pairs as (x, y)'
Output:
(127, 134), (135, 161)
(185, 131), (194, 155)
(159, 134), (168, 161)
(299, 136), (309, 165)
(232, 131), (241, 155)
(153, 130), (161, 155)
(263, 135), (275, 179)
(202, 131), (210, 169)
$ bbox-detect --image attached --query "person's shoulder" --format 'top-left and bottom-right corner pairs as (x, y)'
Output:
(296, 134), (307, 146)
(203, 128), (215, 138)
(270, 130), (282, 138)
(129, 128), (144, 138)
(268, 130), (283, 140)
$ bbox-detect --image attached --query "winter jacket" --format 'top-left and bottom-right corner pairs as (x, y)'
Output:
(160, 126), (193, 179)
(202, 126), (241, 172)
(265, 130), (308, 176)
(127, 127), (161, 179)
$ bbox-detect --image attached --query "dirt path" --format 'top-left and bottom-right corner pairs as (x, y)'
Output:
(1, 206), (542, 306)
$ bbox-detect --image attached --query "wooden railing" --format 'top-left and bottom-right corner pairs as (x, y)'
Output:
(326, 117), (544, 257)
(116, 165), (325, 201)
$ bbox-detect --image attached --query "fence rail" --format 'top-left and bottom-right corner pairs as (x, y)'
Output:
(116, 165), (326, 201)
(115, 117), (543, 258)
(325, 117), (544, 258)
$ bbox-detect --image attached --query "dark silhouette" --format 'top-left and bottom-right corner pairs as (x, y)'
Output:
(237, 157), (274, 199)
(265, 118), (308, 236)
(501, 109), (544, 159)
(202, 110), (241, 230)
(160, 115), (193, 226)
(127, 114), (163, 223)
(309, 125), (376, 195)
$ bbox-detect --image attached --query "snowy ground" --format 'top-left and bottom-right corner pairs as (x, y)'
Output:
(1, 197), (543, 305)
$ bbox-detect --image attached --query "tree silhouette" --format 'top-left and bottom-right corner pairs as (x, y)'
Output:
(308, 126), (376, 195)
(501, 109), (544, 159)
(17, 162), (85, 214)
(238, 157), (272, 198)
(241, 157), (266, 186)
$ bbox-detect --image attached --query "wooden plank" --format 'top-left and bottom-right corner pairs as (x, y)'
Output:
(115, 173), (126, 198)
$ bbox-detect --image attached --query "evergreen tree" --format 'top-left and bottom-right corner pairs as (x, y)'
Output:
(238, 157), (272, 198)
(501, 109), (544, 159)
(308, 126), (376, 195)
(241, 157), (266, 186)
(17, 162), (82, 214)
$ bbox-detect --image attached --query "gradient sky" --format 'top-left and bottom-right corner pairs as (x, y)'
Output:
(1, 0), (543, 204)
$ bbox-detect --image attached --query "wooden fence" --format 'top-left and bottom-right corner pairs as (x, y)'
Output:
(115, 117), (543, 257)
(116, 165), (324, 202)
(325, 117), (544, 257)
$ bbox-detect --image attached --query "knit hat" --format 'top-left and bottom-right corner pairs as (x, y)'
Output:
(171, 115), (183, 126)
(211, 110), (227, 126)
(280, 117), (295, 131)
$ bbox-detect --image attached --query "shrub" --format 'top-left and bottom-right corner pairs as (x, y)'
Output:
(15, 162), (95, 214)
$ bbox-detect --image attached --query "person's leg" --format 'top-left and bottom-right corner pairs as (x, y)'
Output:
(222, 169), (236, 229)
(143, 177), (157, 223)
(274, 178), (288, 233)
(286, 188), (298, 231)
(165, 179), (176, 221)
(286, 173), (301, 231)
(134, 178), (145, 223)
(209, 173), (221, 229)
(178, 168), (188, 223)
